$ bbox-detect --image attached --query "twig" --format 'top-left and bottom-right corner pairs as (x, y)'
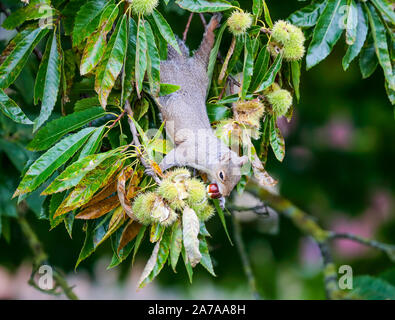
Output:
(0, 3), (42, 61)
(199, 13), (207, 28)
(17, 212), (79, 300)
(232, 216), (261, 300)
(125, 100), (162, 184)
(183, 13), (194, 42)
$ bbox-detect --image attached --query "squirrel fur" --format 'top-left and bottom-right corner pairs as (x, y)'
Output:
(158, 14), (248, 197)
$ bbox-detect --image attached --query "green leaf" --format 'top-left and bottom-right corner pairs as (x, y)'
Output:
(207, 23), (227, 94)
(250, 45), (270, 92)
(348, 276), (395, 300)
(159, 83), (180, 96)
(181, 244), (194, 283)
(74, 97), (102, 112)
(365, 2), (395, 90)
(135, 17), (148, 95)
(14, 127), (95, 197)
(2, 0), (52, 30)
(121, 17), (137, 105)
(255, 53), (283, 92)
(291, 60), (301, 102)
(213, 199), (233, 245)
(269, 117), (285, 162)
(95, 14), (128, 108)
(287, 1), (327, 27)
(199, 236), (216, 276)
(108, 222), (136, 269)
(72, 0), (108, 47)
(170, 219), (183, 272)
(151, 9), (181, 55)
(359, 32), (378, 78)
(78, 125), (106, 159)
(306, 0), (346, 69)
(80, 3), (119, 75)
(342, 2), (368, 71)
(139, 228), (171, 288)
(33, 29), (62, 132)
(150, 223), (165, 243)
(0, 138), (29, 172)
(345, 0), (358, 45)
(176, 0), (233, 12)
(370, 0), (395, 25)
(28, 107), (106, 151)
(43, 151), (116, 195)
(240, 36), (254, 100)
(0, 27), (48, 89)
(54, 156), (124, 216)
(252, 0), (263, 17)
(207, 104), (230, 122)
(144, 21), (161, 96)
(132, 225), (147, 265)
(262, 0), (273, 28)
(0, 89), (33, 124)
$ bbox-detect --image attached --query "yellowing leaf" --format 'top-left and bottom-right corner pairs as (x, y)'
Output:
(182, 206), (201, 267)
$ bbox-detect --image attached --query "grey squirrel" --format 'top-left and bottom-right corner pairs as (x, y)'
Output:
(158, 14), (248, 197)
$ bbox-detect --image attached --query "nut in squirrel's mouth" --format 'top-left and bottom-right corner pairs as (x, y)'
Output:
(207, 183), (221, 199)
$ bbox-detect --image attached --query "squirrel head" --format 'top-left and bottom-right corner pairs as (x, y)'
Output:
(209, 151), (248, 197)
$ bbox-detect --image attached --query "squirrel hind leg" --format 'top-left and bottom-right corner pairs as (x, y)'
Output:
(193, 13), (222, 67)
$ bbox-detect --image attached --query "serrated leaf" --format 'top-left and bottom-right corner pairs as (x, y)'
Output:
(144, 21), (161, 96)
(199, 236), (216, 276)
(287, 1), (327, 27)
(291, 60), (301, 101)
(14, 127), (95, 197)
(252, 0), (263, 17)
(121, 17), (137, 104)
(150, 222), (165, 243)
(348, 276), (395, 300)
(250, 45), (270, 92)
(365, 2), (394, 90)
(255, 53), (282, 92)
(43, 151), (116, 195)
(95, 14), (128, 108)
(72, 0), (108, 47)
(269, 117), (285, 162)
(159, 83), (180, 96)
(132, 225), (147, 264)
(80, 3), (119, 75)
(207, 23), (227, 94)
(370, 0), (395, 25)
(2, 0), (52, 30)
(207, 104), (231, 122)
(176, 0), (233, 12)
(33, 29), (62, 132)
(151, 9), (181, 55)
(76, 195), (119, 220)
(345, 0), (358, 45)
(135, 17), (147, 95)
(181, 244), (193, 283)
(359, 32), (378, 78)
(78, 125), (106, 159)
(0, 27), (48, 89)
(170, 219), (183, 272)
(306, 0), (346, 69)
(182, 206), (202, 267)
(0, 89), (33, 124)
(117, 166), (135, 218)
(262, 0), (273, 28)
(213, 199), (233, 245)
(54, 156), (124, 217)
(240, 36), (254, 100)
(342, 2), (368, 71)
(118, 219), (142, 252)
(28, 107), (106, 151)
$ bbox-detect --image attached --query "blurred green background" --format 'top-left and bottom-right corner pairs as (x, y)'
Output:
(0, 0), (394, 299)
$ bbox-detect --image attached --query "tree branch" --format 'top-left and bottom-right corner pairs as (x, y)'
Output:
(17, 212), (78, 300)
(232, 216), (261, 300)
(245, 181), (395, 299)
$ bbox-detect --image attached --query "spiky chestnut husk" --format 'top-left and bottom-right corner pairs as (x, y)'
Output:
(132, 192), (157, 225)
(214, 119), (242, 147)
(270, 20), (305, 61)
(130, 0), (158, 15)
(234, 100), (265, 129)
(157, 178), (187, 210)
(163, 168), (191, 182)
(185, 178), (207, 205)
(193, 202), (215, 222)
(227, 10), (252, 36)
(266, 86), (292, 117)
(151, 197), (178, 226)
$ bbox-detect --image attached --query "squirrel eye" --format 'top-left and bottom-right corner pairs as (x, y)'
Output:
(219, 171), (224, 181)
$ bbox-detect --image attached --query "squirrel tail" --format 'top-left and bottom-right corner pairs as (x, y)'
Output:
(194, 13), (222, 67)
